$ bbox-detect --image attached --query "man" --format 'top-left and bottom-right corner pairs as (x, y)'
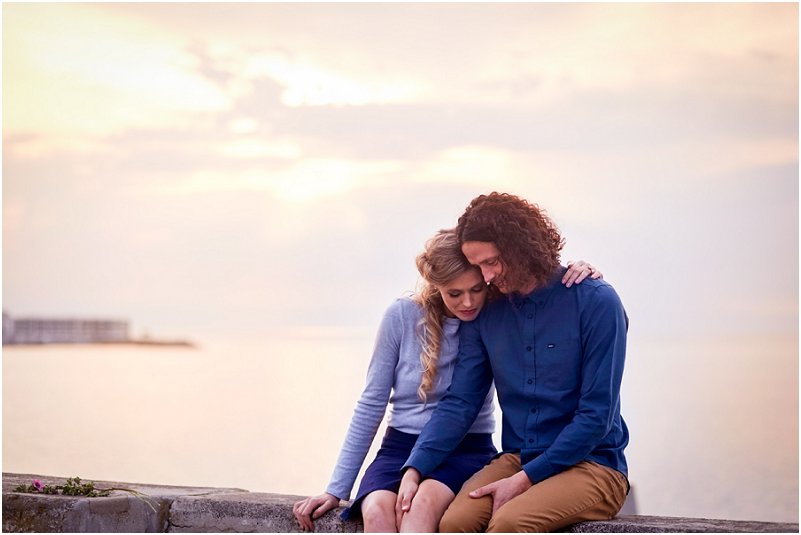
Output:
(396, 192), (629, 532)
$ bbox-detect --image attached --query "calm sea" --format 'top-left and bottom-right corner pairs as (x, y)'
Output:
(3, 333), (797, 523)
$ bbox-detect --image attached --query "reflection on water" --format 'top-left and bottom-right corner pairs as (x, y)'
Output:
(3, 333), (797, 522)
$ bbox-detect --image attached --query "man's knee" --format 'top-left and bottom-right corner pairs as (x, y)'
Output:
(487, 513), (516, 533)
(487, 510), (548, 533)
(438, 509), (467, 533)
(439, 502), (485, 533)
(487, 509), (536, 533)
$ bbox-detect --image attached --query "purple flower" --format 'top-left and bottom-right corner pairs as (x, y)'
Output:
(32, 480), (44, 492)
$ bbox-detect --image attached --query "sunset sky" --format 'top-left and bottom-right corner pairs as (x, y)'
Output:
(3, 2), (798, 522)
(5, 3), (797, 342)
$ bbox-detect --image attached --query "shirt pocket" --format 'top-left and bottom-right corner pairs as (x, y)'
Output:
(537, 337), (582, 392)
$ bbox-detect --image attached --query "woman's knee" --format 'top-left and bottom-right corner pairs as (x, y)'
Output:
(401, 482), (454, 530)
(407, 485), (449, 512)
(360, 491), (396, 526)
(401, 505), (440, 532)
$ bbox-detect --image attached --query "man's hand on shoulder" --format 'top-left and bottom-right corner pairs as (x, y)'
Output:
(468, 470), (533, 514)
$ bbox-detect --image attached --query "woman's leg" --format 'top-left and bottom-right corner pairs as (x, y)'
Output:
(398, 479), (455, 533)
(361, 490), (399, 533)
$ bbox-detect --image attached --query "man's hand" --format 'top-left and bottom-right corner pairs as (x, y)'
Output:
(469, 470), (533, 514)
(293, 492), (339, 531)
(395, 468), (421, 528)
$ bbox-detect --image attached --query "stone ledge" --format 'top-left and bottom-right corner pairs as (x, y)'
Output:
(168, 492), (361, 533)
(564, 515), (799, 533)
(3, 473), (798, 533)
(2, 473), (245, 533)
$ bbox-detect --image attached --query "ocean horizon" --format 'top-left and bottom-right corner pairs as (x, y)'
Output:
(3, 332), (797, 523)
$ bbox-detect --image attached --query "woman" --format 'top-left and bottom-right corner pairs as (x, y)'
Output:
(293, 229), (599, 532)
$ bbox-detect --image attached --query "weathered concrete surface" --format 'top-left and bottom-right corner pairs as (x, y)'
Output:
(168, 492), (362, 533)
(565, 515), (799, 533)
(2, 492), (172, 533)
(2, 473), (244, 533)
(4, 473), (798, 533)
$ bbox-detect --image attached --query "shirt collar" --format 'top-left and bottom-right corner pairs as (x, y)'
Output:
(510, 266), (567, 309)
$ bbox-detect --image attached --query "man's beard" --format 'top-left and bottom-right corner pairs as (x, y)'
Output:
(491, 276), (510, 294)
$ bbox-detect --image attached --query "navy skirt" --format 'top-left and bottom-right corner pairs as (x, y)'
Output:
(342, 427), (496, 520)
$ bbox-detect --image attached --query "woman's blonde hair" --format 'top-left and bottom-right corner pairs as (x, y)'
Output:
(413, 229), (478, 402)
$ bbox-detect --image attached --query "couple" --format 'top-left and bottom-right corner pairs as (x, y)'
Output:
(294, 192), (629, 533)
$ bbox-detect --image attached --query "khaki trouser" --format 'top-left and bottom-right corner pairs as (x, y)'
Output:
(439, 453), (628, 533)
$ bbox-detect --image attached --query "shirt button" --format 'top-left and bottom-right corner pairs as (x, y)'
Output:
(528, 438), (534, 444)
(527, 314), (533, 319)
(527, 379), (533, 385)
(526, 346), (532, 351)
(530, 407), (537, 413)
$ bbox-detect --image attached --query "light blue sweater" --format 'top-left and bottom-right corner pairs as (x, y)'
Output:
(326, 297), (496, 500)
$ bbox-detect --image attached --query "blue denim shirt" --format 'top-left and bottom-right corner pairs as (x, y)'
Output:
(404, 267), (629, 484)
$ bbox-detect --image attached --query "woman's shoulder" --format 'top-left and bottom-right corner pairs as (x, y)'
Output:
(376, 297), (423, 342)
(384, 295), (424, 319)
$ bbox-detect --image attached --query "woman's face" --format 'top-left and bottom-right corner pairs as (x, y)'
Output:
(438, 268), (488, 322)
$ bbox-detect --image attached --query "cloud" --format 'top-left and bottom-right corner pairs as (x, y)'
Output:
(243, 54), (423, 107)
(141, 158), (402, 203)
(4, 4), (230, 142)
(6, 3), (795, 166)
(3, 2), (797, 342)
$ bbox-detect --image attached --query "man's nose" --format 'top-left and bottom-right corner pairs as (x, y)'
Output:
(480, 267), (494, 283)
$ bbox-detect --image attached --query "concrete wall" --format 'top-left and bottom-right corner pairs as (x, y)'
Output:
(3, 473), (798, 533)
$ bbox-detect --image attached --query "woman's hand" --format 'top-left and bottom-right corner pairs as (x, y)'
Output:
(293, 492), (340, 531)
(395, 468), (421, 528)
(563, 260), (603, 288)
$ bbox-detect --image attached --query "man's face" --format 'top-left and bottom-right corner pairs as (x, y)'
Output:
(461, 241), (510, 294)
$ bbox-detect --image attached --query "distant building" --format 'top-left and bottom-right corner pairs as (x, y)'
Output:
(2, 313), (129, 344)
(2, 311), (13, 344)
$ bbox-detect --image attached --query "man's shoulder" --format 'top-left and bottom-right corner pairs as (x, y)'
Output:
(570, 277), (625, 312)
(574, 276), (615, 293)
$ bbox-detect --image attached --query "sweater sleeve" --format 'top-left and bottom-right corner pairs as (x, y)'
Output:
(325, 300), (404, 500)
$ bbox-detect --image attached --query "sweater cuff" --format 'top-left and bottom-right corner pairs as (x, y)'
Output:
(324, 486), (348, 502)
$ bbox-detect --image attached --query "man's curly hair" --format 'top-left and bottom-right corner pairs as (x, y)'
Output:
(456, 192), (565, 291)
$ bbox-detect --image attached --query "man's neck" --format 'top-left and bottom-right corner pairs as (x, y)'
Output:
(519, 277), (539, 295)
(518, 267), (563, 296)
